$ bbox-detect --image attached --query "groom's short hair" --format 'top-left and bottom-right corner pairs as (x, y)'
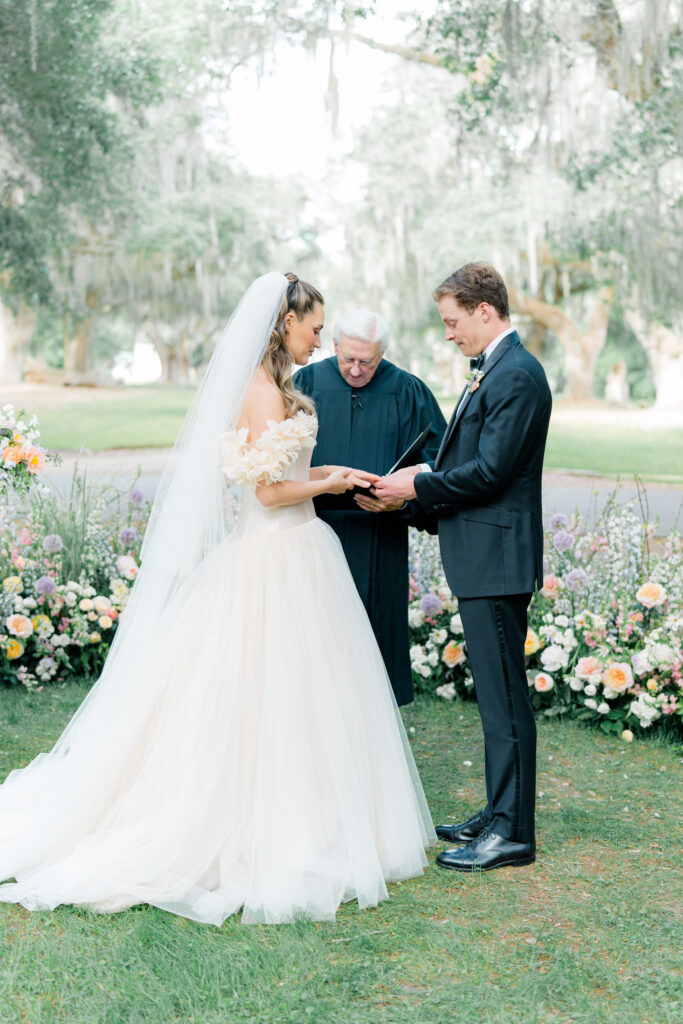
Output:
(433, 263), (510, 320)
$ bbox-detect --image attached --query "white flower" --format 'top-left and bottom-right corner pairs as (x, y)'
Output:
(418, 664), (431, 678)
(64, 592), (77, 607)
(449, 613), (463, 633)
(79, 598), (93, 612)
(631, 649), (652, 677)
(554, 615), (569, 628)
(651, 642), (675, 668)
(597, 701), (610, 714)
(22, 597), (37, 610)
(540, 644), (569, 672)
(427, 650), (439, 667)
(584, 698), (598, 710)
(116, 555), (138, 581)
(410, 644), (426, 665)
(569, 677), (584, 691)
(83, 585), (96, 598)
(408, 608), (424, 628)
(584, 683), (597, 697)
(93, 596), (111, 614)
(431, 629), (448, 645)
(629, 694), (661, 728)
(603, 686), (618, 700)
(561, 629), (578, 649)
(66, 581), (82, 593)
(435, 682), (456, 701)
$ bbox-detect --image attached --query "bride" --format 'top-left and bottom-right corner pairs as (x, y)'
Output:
(0, 272), (435, 926)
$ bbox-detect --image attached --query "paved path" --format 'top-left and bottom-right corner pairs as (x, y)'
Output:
(44, 450), (682, 536)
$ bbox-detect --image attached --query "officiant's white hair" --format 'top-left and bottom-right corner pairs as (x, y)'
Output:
(333, 309), (390, 353)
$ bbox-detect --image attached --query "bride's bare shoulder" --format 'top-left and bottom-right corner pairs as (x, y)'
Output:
(238, 370), (286, 435)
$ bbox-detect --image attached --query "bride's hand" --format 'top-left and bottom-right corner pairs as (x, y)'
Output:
(325, 469), (355, 494)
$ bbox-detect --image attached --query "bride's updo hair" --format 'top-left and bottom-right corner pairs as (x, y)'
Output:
(263, 272), (322, 417)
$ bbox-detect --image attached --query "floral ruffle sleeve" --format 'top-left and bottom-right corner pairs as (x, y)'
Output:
(219, 410), (317, 487)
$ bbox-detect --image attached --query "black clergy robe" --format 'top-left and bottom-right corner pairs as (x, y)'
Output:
(295, 357), (447, 705)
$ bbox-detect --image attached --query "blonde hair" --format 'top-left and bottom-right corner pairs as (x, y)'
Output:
(263, 272), (322, 417)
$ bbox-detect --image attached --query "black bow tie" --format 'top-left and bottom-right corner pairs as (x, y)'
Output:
(470, 354), (485, 371)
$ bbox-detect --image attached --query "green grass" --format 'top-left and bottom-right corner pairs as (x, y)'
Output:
(33, 387), (195, 451)
(1, 686), (681, 1023)
(26, 387), (683, 482)
(544, 424), (683, 482)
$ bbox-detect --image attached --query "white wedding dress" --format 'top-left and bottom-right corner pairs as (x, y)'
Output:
(0, 411), (435, 925)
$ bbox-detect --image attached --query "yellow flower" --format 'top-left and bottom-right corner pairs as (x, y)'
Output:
(89, 632), (101, 643)
(98, 615), (113, 630)
(25, 445), (46, 474)
(5, 639), (23, 660)
(621, 730), (634, 742)
(524, 628), (541, 656)
(442, 641), (466, 668)
(2, 575), (23, 594)
(31, 614), (51, 630)
(646, 678), (658, 692)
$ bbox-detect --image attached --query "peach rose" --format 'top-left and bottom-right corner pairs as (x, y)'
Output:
(6, 614), (33, 639)
(576, 656), (601, 680)
(442, 641), (466, 668)
(636, 582), (666, 609)
(602, 662), (633, 693)
(25, 445), (46, 474)
(524, 628), (541, 656)
(2, 445), (24, 465)
(534, 672), (554, 692)
(540, 574), (561, 600)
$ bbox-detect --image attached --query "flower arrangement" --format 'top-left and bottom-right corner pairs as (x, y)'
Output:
(0, 476), (150, 690)
(0, 404), (60, 497)
(408, 499), (682, 738)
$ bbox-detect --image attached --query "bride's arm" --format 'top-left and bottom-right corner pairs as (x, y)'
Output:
(245, 391), (364, 509)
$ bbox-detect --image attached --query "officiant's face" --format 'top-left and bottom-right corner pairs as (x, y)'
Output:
(438, 295), (487, 358)
(335, 336), (383, 388)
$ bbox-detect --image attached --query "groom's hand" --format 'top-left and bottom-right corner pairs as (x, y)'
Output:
(373, 465), (421, 503)
(354, 492), (407, 512)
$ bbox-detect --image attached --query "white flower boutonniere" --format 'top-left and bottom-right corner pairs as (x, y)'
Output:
(465, 367), (484, 394)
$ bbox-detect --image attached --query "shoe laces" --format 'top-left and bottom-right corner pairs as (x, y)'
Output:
(471, 827), (495, 846)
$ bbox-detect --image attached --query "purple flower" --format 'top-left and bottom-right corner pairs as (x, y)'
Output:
(419, 592), (443, 616)
(35, 576), (57, 596)
(553, 530), (574, 553)
(127, 489), (144, 506)
(43, 534), (64, 554)
(549, 513), (568, 531)
(565, 567), (589, 592)
(119, 526), (139, 548)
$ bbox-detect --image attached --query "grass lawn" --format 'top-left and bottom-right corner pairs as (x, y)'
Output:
(21, 387), (683, 482)
(1, 686), (681, 1024)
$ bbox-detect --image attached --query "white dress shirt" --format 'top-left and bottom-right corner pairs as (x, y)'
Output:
(420, 325), (516, 473)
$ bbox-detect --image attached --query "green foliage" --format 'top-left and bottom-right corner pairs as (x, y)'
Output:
(0, 0), (160, 310)
(593, 316), (656, 403)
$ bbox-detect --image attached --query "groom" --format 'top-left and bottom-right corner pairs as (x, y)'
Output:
(374, 262), (551, 871)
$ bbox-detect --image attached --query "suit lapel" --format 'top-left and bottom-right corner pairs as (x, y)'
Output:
(435, 333), (520, 469)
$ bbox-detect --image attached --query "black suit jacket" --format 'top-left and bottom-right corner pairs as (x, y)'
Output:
(414, 332), (552, 599)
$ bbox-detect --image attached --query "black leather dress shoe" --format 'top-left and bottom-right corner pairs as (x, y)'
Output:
(435, 810), (491, 844)
(436, 830), (536, 872)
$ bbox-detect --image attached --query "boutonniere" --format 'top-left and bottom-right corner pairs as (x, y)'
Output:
(465, 368), (484, 394)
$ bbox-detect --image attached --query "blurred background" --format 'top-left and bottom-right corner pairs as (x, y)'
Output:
(1, 0), (682, 505)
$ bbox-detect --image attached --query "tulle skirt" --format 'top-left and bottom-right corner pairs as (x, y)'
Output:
(0, 517), (434, 924)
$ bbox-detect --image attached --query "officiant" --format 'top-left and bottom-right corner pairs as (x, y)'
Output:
(295, 309), (446, 705)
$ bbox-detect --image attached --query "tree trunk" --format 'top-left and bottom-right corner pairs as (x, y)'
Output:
(625, 312), (683, 410)
(63, 287), (99, 383)
(508, 285), (611, 399)
(144, 318), (192, 383)
(0, 301), (36, 384)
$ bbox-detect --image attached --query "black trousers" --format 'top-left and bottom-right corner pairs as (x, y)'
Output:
(458, 593), (536, 843)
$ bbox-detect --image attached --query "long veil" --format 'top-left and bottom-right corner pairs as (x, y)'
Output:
(0, 272), (289, 871)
